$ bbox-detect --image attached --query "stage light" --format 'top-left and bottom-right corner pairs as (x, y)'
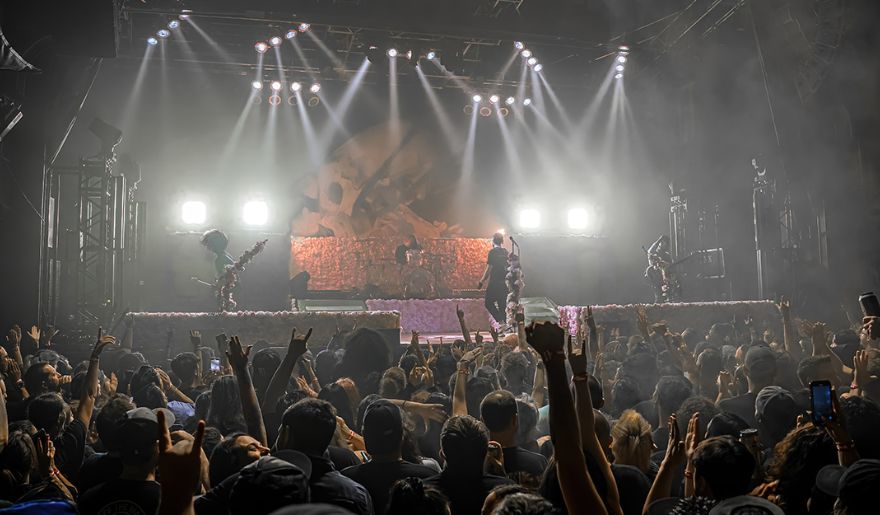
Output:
(270, 36), (283, 47)
(252, 81), (263, 90)
(616, 65), (625, 72)
(479, 106), (492, 117)
(506, 96), (515, 105)
(179, 11), (191, 20)
(489, 94), (500, 104)
(617, 55), (627, 64)
(286, 30), (297, 40)
(255, 41), (269, 53)
(426, 51), (436, 60)
(472, 94), (482, 103)
(527, 57), (537, 66)
(290, 81), (302, 92)
(519, 209), (541, 229)
(534, 63), (543, 72)
(499, 107), (510, 117)
(514, 41), (525, 50)
(387, 48), (398, 57)
(567, 208), (590, 230)
(157, 29), (170, 39)
(270, 81), (282, 91)
(619, 45), (630, 52)
(299, 23), (311, 32)
(242, 201), (269, 226)
(310, 83), (321, 93)
(147, 37), (158, 46)
(268, 94), (282, 106)
(523, 98), (532, 106)
(168, 20), (180, 30)
(181, 201), (207, 225)
(615, 73), (623, 79)
(521, 49), (532, 58)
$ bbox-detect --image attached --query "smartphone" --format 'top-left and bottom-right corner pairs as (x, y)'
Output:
(210, 358), (221, 372)
(810, 380), (835, 425)
(214, 333), (228, 348)
(859, 292), (880, 317)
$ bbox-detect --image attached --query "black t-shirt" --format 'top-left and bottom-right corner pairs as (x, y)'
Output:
(487, 247), (509, 285)
(54, 419), (87, 482)
(501, 446), (548, 486)
(77, 452), (124, 494)
(718, 392), (758, 428)
(328, 446), (361, 471)
(342, 460), (437, 514)
(612, 464), (652, 515)
(78, 479), (161, 515)
(424, 470), (512, 515)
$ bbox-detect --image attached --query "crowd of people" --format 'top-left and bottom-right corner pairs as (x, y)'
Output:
(1, 301), (879, 515)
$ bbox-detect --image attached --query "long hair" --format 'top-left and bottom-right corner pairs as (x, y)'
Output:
(206, 376), (247, 436)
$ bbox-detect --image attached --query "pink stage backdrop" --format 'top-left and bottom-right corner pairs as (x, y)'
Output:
(290, 237), (492, 294)
(366, 298), (494, 335)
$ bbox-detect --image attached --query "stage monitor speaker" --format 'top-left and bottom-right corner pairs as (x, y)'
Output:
(520, 297), (559, 325)
(295, 299), (367, 312)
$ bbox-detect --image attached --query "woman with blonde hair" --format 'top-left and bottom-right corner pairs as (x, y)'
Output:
(611, 409), (656, 478)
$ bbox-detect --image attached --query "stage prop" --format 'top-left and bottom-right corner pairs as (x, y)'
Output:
(290, 237), (491, 298)
(364, 298), (494, 335)
(129, 310), (400, 363)
(558, 301), (779, 337)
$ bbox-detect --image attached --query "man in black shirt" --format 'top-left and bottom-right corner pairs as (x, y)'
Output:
(478, 233), (509, 324)
(479, 391), (548, 486)
(718, 346), (777, 428)
(424, 415), (512, 515)
(342, 399), (436, 513)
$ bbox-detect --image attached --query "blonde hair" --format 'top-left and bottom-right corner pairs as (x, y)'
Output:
(610, 410), (653, 469)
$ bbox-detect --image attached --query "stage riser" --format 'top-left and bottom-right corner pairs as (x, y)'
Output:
(130, 311), (399, 363)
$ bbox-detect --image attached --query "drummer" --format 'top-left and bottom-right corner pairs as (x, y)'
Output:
(395, 234), (422, 265)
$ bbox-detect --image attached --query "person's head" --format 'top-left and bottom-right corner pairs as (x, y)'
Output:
(744, 346), (777, 388)
(621, 353), (659, 399)
(406, 234), (419, 247)
(356, 393), (382, 433)
(228, 453), (312, 515)
(118, 408), (162, 472)
(681, 328), (701, 352)
(207, 376), (247, 435)
(481, 484), (528, 515)
(170, 352), (199, 386)
(440, 415), (490, 472)
(200, 229), (229, 254)
(755, 386), (800, 447)
(133, 383), (168, 410)
(839, 396), (880, 460)
(594, 409), (613, 462)
(95, 394), (136, 452)
(610, 410), (654, 472)
(675, 396), (719, 436)
(705, 412), (749, 439)
(655, 375), (693, 418)
(251, 348), (281, 398)
(362, 399), (405, 457)
(130, 365), (161, 396)
(338, 328), (391, 387)
(816, 459), (880, 515)
(278, 398), (337, 455)
(492, 232), (504, 246)
(0, 431), (37, 482)
(515, 397), (538, 447)
(209, 432), (270, 487)
(692, 436), (756, 500)
(314, 349), (340, 386)
(318, 382), (356, 429)
(707, 323), (733, 347)
(387, 477), (450, 515)
(480, 391), (518, 439)
(399, 354), (419, 376)
(770, 425), (836, 512)
(609, 376), (643, 417)
(26, 393), (70, 437)
(500, 352), (529, 393)
(466, 377), (496, 417)
(696, 349), (723, 383)
(797, 355), (835, 388)
(23, 363), (62, 395)
(492, 493), (558, 515)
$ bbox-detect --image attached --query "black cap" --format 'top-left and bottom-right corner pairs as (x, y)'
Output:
(230, 453), (312, 514)
(120, 407), (174, 456)
(362, 399), (403, 455)
(816, 459), (880, 513)
(745, 346), (776, 376)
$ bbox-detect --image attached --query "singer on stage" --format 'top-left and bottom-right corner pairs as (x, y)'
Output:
(478, 232), (509, 323)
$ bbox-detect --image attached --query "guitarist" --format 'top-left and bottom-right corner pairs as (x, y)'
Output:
(644, 235), (681, 303)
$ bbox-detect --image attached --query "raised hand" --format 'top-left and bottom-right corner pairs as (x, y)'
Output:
(91, 327), (116, 360)
(33, 430), (56, 478)
(567, 334), (588, 376)
(296, 376), (318, 398)
(6, 325), (21, 348)
(414, 403), (447, 423)
(106, 372), (118, 395)
(862, 316), (879, 341)
(157, 411), (206, 502)
(156, 368), (174, 392)
(189, 330), (202, 348)
(853, 350), (870, 391)
(27, 326), (40, 344)
(225, 336), (252, 371)
(489, 326), (499, 344)
(777, 297), (791, 315)
(288, 328), (313, 358)
(662, 414), (686, 469)
(456, 304), (465, 320)
(474, 331), (484, 345)
(585, 305), (597, 334)
(717, 370), (732, 397)
(684, 412), (701, 460)
(636, 306), (650, 338)
(459, 347), (483, 366)
(525, 322), (565, 361)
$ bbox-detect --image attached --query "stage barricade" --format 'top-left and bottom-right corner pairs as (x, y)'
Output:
(365, 298), (494, 335)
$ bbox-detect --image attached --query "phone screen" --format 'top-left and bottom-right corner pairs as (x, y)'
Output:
(210, 358), (221, 372)
(810, 381), (834, 425)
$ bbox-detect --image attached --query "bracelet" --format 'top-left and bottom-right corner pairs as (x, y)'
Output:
(850, 383), (859, 391)
(683, 469), (694, 478)
(457, 367), (470, 375)
(836, 441), (856, 451)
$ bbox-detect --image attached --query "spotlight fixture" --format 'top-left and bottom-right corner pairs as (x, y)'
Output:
(479, 106), (492, 117)
(269, 36), (282, 47)
(527, 57), (537, 66)
(499, 107), (510, 117)
(618, 45), (630, 52)
(268, 94), (282, 107)
(181, 201), (207, 225)
(463, 104), (474, 115)
(514, 41), (525, 50)
(523, 98), (532, 106)
(472, 94), (482, 103)
(521, 49), (532, 58)
(298, 22), (311, 32)
(309, 83), (321, 93)
(285, 30), (297, 40)
(489, 94), (500, 104)
(147, 37), (158, 46)
(534, 63), (543, 72)
(255, 41), (269, 53)
(168, 20), (180, 30)
(308, 96), (320, 107)
(251, 81), (263, 90)
(270, 81), (282, 91)
(426, 51), (436, 60)
(179, 12), (191, 20)
(518, 209), (541, 230)
(614, 73), (623, 79)
(387, 48), (398, 57)
(505, 96), (515, 105)
(615, 64), (624, 72)
(567, 208), (590, 230)
(290, 81), (302, 92)
(242, 201), (269, 226)
(617, 55), (627, 64)
(157, 29), (170, 38)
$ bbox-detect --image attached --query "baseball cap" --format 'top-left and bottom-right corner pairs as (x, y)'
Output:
(119, 407), (174, 459)
(230, 453), (311, 514)
(745, 347), (776, 376)
(816, 459), (880, 513)
(754, 386), (796, 421)
(362, 399), (403, 455)
(708, 495), (784, 515)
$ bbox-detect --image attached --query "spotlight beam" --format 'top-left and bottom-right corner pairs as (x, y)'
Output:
(536, 72), (573, 131)
(290, 38), (317, 80)
(184, 18), (235, 63)
(119, 44), (154, 134)
(389, 57), (400, 148)
(415, 65), (459, 151)
(306, 30), (344, 68)
(495, 107), (523, 180)
(460, 97), (479, 179)
(317, 58), (370, 148)
(294, 89), (322, 166)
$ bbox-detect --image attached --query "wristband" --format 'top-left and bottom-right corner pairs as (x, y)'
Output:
(683, 469), (694, 478)
(850, 383), (859, 391)
(836, 441), (856, 451)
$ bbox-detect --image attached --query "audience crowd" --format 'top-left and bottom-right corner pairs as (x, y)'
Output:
(1, 301), (879, 515)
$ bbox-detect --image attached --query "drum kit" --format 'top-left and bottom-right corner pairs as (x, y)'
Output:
(360, 249), (451, 299)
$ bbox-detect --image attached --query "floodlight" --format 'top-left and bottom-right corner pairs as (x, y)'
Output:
(489, 94), (500, 104)
(168, 20), (180, 30)
(519, 209), (541, 229)
(387, 48), (398, 57)
(567, 208), (590, 230)
(521, 49), (532, 58)
(270, 81), (282, 91)
(534, 64), (543, 72)
(514, 41), (525, 50)
(310, 83), (321, 93)
(157, 29), (170, 38)
(243, 201), (269, 226)
(472, 94), (482, 103)
(147, 37), (158, 46)
(255, 41), (269, 53)
(286, 30), (297, 40)
(270, 36), (282, 47)
(291, 81), (302, 92)
(506, 96), (515, 105)
(252, 81), (263, 90)
(181, 201), (207, 225)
